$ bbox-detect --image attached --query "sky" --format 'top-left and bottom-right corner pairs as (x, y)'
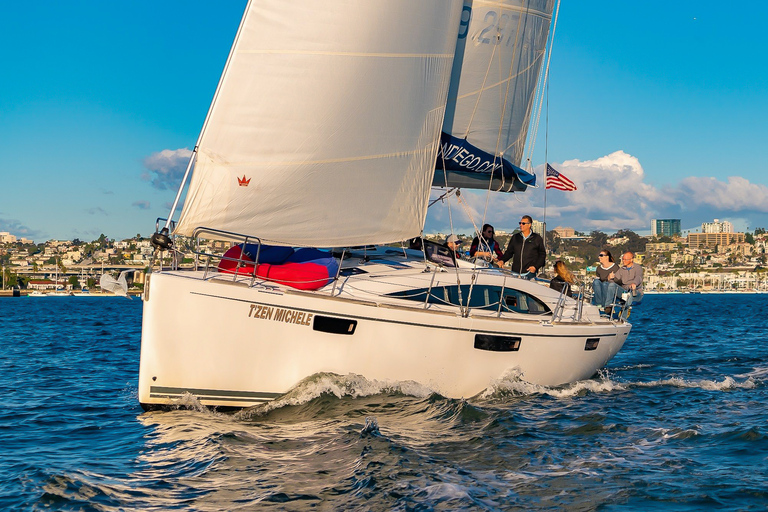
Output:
(2, 1), (768, 243)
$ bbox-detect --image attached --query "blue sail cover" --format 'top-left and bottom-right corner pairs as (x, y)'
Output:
(434, 132), (536, 192)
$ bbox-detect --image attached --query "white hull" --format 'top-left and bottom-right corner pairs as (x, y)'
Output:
(139, 255), (630, 409)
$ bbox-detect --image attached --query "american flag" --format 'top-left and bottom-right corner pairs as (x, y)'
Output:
(546, 164), (577, 191)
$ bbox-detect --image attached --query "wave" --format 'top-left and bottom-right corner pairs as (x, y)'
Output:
(736, 366), (768, 380)
(151, 367), (760, 419)
(632, 375), (756, 391)
(479, 369), (628, 399)
(478, 368), (758, 401)
(236, 373), (436, 420)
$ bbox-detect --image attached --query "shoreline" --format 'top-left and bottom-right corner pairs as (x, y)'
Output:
(644, 290), (768, 294)
(0, 290), (142, 298)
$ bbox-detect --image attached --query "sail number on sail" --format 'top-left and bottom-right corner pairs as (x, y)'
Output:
(477, 10), (528, 46)
(248, 304), (313, 326)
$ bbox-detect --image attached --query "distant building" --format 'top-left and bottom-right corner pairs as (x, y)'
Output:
(552, 226), (575, 238)
(646, 242), (678, 253)
(0, 232), (17, 243)
(607, 236), (629, 246)
(688, 232), (744, 249)
(702, 218), (733, 233)
(650, 219), (681, 237)
(531, 220), (546, 237)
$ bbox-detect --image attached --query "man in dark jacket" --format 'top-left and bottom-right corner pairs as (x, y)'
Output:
(501, 215), (546, 278)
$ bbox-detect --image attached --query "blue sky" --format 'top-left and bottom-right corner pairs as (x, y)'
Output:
(2, 1), (767, 243)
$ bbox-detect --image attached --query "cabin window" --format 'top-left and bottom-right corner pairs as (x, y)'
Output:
(474, 334), (521, 352)
(313, 316), (357, 335)
(385, 285), (550, 315)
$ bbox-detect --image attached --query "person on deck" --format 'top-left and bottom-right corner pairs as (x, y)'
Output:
(592, 249), (621, 313)
(500, 215), (546, 279)
(424, 234), (462, 267)
(470, 224), (504, 264)
(610, 250), (644, 306)
(549, 260), (575, 295)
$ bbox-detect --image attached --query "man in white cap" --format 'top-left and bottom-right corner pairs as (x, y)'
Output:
(445, 234), (461, 255)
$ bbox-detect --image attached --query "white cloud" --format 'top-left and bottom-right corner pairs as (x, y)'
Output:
(142, 148), (193, 191)
(0, 217), (41, 238)
(425, 150), (768, 235)
(674, 176), (768, 212)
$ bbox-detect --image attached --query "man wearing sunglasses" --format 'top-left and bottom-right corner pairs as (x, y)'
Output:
(500, 215), (546, 279)
(609, 251), (644, 306)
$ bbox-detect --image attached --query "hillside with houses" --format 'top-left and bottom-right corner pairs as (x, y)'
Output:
(3, 218), (768, 294)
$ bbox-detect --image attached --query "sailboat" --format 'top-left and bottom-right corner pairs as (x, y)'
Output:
(139, 0), (632, 410)
(48, 258), (71, 296)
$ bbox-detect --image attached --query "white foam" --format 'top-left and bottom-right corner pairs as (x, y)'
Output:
(480, 368), (627, 399)
(236, 373), (435, 418)
(421, 482), (470, 501)
(633, 375), (756, 391)
(736, 366), (768, 380)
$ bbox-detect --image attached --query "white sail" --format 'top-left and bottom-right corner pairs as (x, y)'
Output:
(435, 0), (554, 192)
(100, 270), (131, 297)
(175, 0), (464, 246)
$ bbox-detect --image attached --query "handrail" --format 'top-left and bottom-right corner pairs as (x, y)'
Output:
(155, 225), (580, 322)
(331, 249), (346, 296)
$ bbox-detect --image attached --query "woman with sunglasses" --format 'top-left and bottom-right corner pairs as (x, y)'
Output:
(592, 249), (620, 314)
(470, 224), (504, 264)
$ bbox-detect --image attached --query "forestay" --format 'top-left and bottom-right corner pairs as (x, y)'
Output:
(434, 0), (554, 192)
(175, 0), (464, 246)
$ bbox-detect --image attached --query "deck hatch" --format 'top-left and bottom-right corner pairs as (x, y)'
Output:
(313, 315), (357, 335)
(474, 334), (521, 352)
(585, 338), (600, 351)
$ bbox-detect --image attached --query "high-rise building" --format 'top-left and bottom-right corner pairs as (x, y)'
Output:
(650, 219), (681, 237)
(701, 219), (733, 233)
(531, 220), (546, 237)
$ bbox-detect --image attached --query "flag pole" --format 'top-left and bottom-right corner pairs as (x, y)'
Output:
(543, 70), (549, 254)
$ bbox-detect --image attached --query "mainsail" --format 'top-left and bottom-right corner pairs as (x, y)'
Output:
(174, 0), (464, 246)
(434, 0), (554, 192)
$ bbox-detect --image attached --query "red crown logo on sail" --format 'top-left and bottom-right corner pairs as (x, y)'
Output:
(238, 175), (251, 187)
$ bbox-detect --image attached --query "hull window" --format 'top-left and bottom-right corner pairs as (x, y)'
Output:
(313, 315), (357, 335)
(386, 285), (550, 314)
(585, 338), (600, 351)
(474, 334), (521, 352)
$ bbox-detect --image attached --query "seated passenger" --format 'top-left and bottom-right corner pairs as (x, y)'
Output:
(470, 224), (504, 265)
(549, 260), (575, 295)
(592, 249), (621, 313)
(423, 234), (463, 267)
(610, 250), (644, 307)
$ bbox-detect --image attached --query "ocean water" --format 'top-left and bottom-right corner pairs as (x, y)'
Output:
(1, 294), (767, 511)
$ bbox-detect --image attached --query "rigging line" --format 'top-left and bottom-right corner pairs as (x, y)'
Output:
(492, 0), (527, 172)
(494, 3), (527, 194)
(456, 193), (483, 249)
(480, 1), (528, 216)
(543, 59), (549, 253)
(444, 191), (465, 310)
(524, 0), (560, 168)
(537, 0), (559, 254)
(162, 0), (254, 233)
(500, 50), (546, 158)
(438, 146), (470, 310)
(429, 188), (458, 208)
(464, 39), (498, 140)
